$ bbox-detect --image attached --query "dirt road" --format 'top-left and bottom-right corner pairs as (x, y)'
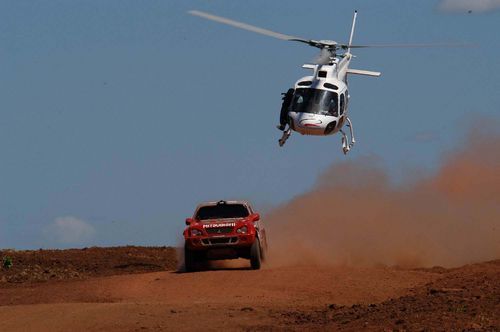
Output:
(1, 250), (498, 331)
(0, 264), (435, 331)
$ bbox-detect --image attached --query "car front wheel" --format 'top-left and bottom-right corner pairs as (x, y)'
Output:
(250, 239), (262, 270)
(184, 246), (198, 272)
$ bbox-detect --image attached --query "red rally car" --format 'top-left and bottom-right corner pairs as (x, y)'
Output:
(183, 200), (267, 271)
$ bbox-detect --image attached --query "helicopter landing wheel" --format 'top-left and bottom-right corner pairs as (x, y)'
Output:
(278, 128), (292, 147)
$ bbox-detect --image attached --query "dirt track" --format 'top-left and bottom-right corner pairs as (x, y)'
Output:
(0, 248), (499, 331)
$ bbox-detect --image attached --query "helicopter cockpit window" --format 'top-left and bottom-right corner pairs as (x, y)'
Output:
(340, 94), (345, 115)
(290, 88), (338, 116)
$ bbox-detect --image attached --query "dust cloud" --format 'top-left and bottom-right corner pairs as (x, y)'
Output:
(266, 122), (500, 268)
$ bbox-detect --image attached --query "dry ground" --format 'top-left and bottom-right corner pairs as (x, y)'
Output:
(0, 247), (498, 331)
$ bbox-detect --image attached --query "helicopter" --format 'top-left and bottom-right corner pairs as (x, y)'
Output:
(188, 10), (463, 154)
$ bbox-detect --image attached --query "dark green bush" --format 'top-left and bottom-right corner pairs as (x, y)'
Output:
(2, 256), (13, 269)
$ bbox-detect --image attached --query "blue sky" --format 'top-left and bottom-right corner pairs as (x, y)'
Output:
(1, 0), (499, 249)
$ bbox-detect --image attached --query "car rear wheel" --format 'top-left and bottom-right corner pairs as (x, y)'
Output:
(250, 239), (261, 270)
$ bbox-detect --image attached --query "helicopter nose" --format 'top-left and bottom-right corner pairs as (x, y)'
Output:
(298, 118), (323, 128)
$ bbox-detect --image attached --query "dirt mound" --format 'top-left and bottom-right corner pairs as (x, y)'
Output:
(276, 259), (500, 330)
(0, 251), (498, 330)
(0, 246), (177, 284)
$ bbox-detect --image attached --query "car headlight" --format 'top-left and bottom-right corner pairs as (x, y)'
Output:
(236, 226), (248, 234)
(190, 229), (203, 236)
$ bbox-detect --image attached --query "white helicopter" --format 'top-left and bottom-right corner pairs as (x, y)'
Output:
(189, 10), (461, 154)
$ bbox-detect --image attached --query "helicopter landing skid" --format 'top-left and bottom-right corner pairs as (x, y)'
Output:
(340, 117), (356, 155)
(278, 127), (292, 147)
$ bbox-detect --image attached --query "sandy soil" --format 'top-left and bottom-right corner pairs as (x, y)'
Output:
(0, 248), (498, 331)
(0, 246), (177, 283)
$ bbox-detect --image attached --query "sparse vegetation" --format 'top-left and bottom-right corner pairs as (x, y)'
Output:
(2, 256), (13, 269)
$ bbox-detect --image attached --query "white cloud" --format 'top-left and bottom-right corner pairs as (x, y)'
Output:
(439, 0), (500, 12)
(44, 216), (95, 244)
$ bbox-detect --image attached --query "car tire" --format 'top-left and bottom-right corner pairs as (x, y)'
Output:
(250, 239), (262, 270)
(260, 244), (266, 262)
(184, 246), (198, 272)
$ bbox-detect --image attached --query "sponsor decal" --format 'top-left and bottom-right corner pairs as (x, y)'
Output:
(299, 119), (322, 128)
(202, 222), (235, 228)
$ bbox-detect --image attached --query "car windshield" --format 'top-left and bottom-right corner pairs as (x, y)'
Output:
(196, 204), (249, 220)
(290, 88), (338, 116)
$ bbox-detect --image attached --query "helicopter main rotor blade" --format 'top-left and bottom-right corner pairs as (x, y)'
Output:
(344, 42), (472, 49)
(188, 10), (310, 44)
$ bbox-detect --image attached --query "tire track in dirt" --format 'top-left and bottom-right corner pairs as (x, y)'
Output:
(0, 265), (439, 331)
